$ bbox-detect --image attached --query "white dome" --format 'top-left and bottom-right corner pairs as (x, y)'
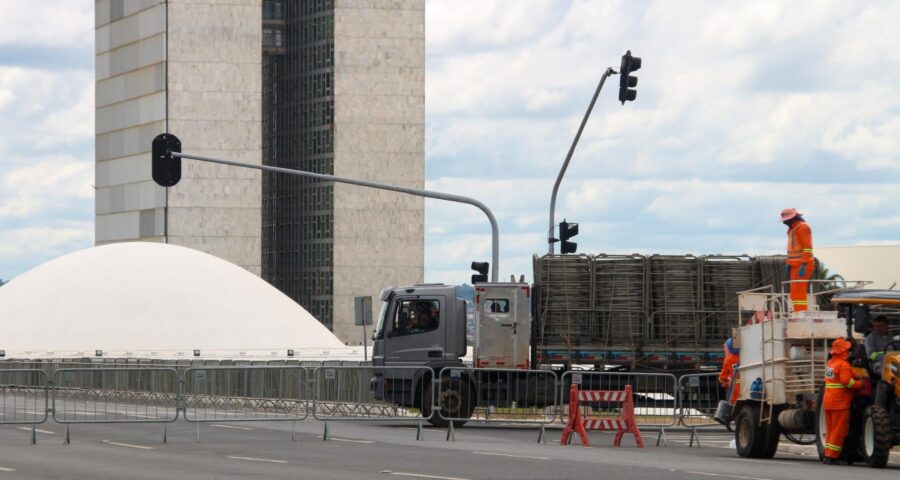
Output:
(0, 242), (347, 356)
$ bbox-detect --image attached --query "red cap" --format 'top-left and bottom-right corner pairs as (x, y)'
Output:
(831, 338), (851, 355)
(780, 208), (801, 222)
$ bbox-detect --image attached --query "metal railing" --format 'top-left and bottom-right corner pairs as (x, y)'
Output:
(0, 369), (49, 425)
(313, 366), (434, 422)
(52, 368), (179, 424)
(182, 366), (310, 422)
(436, 367), (558, 425)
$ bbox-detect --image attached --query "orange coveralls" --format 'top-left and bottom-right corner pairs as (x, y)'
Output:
(719, 350), (740, 404)
(822, 343), (861, 459)
(786, 220), (814, 311)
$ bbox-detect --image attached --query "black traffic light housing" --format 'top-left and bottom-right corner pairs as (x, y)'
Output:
(618, 50), (641, 104)
(471, 261), (489, 284)
(152, 133), (182, 187)
(559, 220), (579, 254)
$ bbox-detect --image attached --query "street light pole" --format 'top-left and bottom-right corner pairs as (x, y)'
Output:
(168, 151), (501, 282)
(548, 67), (616, 254)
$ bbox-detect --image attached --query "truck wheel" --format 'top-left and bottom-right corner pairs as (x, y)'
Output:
(735, 405), (769, 458)
(862, 405), (892, 468)
(424, 379), (473, 428)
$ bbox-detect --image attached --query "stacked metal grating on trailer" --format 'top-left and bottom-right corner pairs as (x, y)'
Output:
(534, 253), (787, 370)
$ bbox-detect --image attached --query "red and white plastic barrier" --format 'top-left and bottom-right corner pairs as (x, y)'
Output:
(561, 384), (643, 448)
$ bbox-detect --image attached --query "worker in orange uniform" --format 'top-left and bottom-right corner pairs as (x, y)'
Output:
(781, 208), (814, 311)
(822, 338), (862, 465)
(719, 338), (740, 404)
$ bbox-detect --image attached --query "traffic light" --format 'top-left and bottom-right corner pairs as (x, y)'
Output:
(618, 50), (641, 104)
(152, 133), (182, 187)
(559, 220), (579, 254)
(471, 261), (489, 284)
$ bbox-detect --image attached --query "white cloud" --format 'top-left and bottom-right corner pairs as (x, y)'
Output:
(0, 1), (93, 48)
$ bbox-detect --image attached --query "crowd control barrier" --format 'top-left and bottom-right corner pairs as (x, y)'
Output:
(560, 371), (676, 445)
(0, 369), (49, 431)
(561, 384), (643, 447)
(313, 366), (435, 440)
(677, 373), (728, 447)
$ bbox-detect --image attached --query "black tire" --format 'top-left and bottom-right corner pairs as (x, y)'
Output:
(424, 378), (474, 428)
(862, 405), (892, 468)
(735, 404), (778, 458)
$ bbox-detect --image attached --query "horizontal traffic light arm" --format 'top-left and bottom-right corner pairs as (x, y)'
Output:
(168, 149), (500, 282)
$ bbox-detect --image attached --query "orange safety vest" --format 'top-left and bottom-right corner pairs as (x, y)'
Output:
(823, 354), (858, 410)
(719, 353), (739, 387)
(786, 220), (813, 268)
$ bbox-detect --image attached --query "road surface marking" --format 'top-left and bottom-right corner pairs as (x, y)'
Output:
(685, 472), (772, 480)
(317, 436), (375, 444)
(471, 451), (548, 460)
(732, 458), (799, 466)
(102, 440), (155, 450)
(0, 466), (15, 472)
(17, 427), (55, 434)
(228, 456), (287, 464)
(380, 471), (468, 480)
(210, 424), (255, 431)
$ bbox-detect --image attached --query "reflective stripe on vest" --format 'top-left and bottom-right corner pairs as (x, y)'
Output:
(824, 383), (849, 389)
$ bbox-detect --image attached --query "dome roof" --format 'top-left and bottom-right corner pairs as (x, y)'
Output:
(0, 242), (347, 356)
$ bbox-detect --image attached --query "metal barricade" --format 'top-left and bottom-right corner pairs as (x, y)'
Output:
(0, 368), (49, 425)
(435, 367), (558, 442)
(560, 371), (677, 445)
(182, 366), (310, 422)
(314, 365), (434, 439)
(677, 372), (729, 447)
(52, 368), (179, 424)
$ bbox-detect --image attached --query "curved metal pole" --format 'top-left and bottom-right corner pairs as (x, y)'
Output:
(548, 67), (615, 253)
(172, 152), (500, 282)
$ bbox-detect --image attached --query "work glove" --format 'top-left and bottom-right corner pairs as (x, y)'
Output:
(798, 264), (806, 277)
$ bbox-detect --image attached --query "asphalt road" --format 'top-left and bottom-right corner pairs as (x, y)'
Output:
(0, 418), (898, 480)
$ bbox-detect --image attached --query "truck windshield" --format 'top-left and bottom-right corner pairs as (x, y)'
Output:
(374, 300), (389, 339)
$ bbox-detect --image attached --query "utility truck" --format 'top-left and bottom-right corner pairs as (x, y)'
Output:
(729, 284), (900, 468)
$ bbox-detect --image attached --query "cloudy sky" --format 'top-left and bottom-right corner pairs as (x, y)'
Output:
(0, 1), (898, 285)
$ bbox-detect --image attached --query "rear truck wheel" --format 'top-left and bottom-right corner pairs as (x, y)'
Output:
(862, 404), (892, 468)
(735, 404), (779, 458)
(424, 378), (474, 428)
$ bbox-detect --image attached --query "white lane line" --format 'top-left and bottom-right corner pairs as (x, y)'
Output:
(210, 424), (255, 431)
(17, 427), (55, 434)
(471, 451), (548, 460)
(732, 458), (800, 466)
(685, 471), (772, 480)
(228, 456), (287, 464)
(0, 466), (15, 472)
(317, 436), (375, 444)
(102, 440), (155, 450)
(380, 471), (468, 480)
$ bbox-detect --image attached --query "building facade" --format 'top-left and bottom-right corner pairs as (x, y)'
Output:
(261, 0), (425, 339)
(94, 0), (262, 274)
(96, 0), (424, 343)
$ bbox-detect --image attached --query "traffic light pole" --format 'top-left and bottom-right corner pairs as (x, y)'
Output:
(548, 67), (615, 254)
(169, 151), (501, 282)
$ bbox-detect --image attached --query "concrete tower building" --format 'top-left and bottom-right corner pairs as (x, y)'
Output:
(95, 0), (424, 343)
(261, 0), (425, 339)
(94, 0), (262, 274)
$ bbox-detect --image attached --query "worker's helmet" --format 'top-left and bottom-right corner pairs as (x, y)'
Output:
(780, 208), (801, 222)
(725, 337), (739, 355)
(830, 338), (852, 355)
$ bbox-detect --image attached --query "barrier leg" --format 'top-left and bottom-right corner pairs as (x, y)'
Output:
(537, 423), (546, 445)
(292, 421), (296, 442)
(416, 420), (424, 441)
(31, 424), (36, 445)
(163, 423), (167, 444)
(323, 420), (329, 441)
(656, 427), (668, 447)
(196, 422), (201, 443)
(445, 421), (455, 442)
(689, 426), (701, 448)
(65, 424), (70, 445)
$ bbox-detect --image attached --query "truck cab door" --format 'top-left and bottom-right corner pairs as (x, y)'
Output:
(383, 296), (447, 366)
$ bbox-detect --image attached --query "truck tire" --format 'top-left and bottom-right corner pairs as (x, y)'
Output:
(735, 404), (778, 458)
(862, 404), (892, 468)
(423, 379), (474, 428)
